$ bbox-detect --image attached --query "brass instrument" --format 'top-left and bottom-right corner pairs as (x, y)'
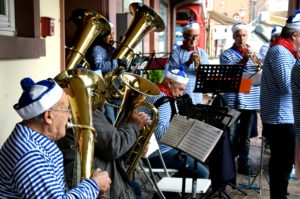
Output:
(115, 72), (160, 178)
(250, 53), (262, 71)
(193, 40), (201, 71)
(104, 2), (165, 102)
(242, 41), (262, 70)
(66, 9), (111, 69)
(102, 3), (164, 177)
(55, 9), (110, 184)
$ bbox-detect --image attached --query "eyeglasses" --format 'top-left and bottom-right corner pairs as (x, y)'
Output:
(50, 108), (72, 114)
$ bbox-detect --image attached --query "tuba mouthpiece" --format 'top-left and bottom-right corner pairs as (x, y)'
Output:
(67, 122), (77, 129)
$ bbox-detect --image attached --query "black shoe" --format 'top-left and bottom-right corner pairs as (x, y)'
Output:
(237, 166), (255, 176)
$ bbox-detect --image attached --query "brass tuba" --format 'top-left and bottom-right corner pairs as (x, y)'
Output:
(104, 2), (165, 102)
(102, 3), (165, 178)
(55, 9), (110, 185)
(66, 9), (111, 69)
(115, 72), (160, 178)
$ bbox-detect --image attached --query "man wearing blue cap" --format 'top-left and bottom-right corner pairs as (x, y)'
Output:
(166, 19), (210, 105)
(261, 9), (300, 199)
(142, 67), (209, 199)
(0, 77), (111, 198)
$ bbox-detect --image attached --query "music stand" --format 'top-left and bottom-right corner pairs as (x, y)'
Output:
(194, 64), (243, 100)
(193, 64), (247, 199)
(160, 113), (225, 199)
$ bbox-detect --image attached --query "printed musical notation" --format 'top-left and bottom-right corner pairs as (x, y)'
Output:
(161, 114), (223, 162)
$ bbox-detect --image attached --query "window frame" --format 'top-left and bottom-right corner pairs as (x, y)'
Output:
(0, 0), (45, 59)
(0, 0), (15, 36)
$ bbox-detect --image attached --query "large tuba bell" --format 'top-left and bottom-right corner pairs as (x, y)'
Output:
(55, 9), (110, 185)
(66, 9), (111, 69)
(115, 72), (160, 178)
(55, 68), (107, 182)
(104, 2), (165, 102)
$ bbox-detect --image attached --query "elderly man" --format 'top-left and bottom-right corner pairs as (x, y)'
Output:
(262, 10), (300, 199)
(143, 66), (209, 199)
(219, 23), (261, 176)
(166, 19), (210, 105)
(0, 77), (111, 198)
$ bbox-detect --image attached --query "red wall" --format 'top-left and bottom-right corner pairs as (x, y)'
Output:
(176, 4), (206, 49)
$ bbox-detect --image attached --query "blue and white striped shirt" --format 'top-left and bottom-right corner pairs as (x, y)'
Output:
(165, 46), (210, 105)
(291, 59), (300, 143)
(0, 123), (99, 199)
(260, 44), (295, 124)
(90, 45), (118, 74)
(220, 48), (260, 110)
(142, 92), (174, 157)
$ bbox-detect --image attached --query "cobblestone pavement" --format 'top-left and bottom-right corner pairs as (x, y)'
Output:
(135, 113), (300, 199)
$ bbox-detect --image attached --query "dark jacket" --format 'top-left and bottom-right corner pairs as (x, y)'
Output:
(93, 109), (140, 199)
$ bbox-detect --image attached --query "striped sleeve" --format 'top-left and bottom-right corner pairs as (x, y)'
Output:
(11, 150), (98, 199)
(292, 58), (300, 144)
(260, 45), (295, 124)
(142, 93), (174, 156)
(220, 48), (260, 110)
(0, 124), (99, 199)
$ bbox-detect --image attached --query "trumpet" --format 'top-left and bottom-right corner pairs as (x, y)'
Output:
(242, 41), (262, 71)
(193, 40), (201, 71)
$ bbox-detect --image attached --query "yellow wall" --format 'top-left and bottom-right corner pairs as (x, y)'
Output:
(0, 0), (61, 146)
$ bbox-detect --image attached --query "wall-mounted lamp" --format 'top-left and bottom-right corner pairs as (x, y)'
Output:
(239, 7), (246, 22)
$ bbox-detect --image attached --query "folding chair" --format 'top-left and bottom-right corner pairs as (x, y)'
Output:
(137, 134), (177, 197)
(138, 134), (211, 199)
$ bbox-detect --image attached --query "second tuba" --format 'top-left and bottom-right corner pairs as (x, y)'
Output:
(115, 72), (160, 178)
(104, 2), (165, 102)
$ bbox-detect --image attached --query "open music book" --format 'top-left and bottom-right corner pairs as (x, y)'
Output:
(160, 114), (223, 163)
(222, 108), (240, 127)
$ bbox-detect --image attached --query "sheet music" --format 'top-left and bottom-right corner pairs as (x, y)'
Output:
(161, 114), (223, 162)
(177, 120), (223, 162)
(222, 108), (240, 127)
(160, 114), (194, 147)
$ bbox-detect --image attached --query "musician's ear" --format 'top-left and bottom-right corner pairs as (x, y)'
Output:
(168, 79), (174, 89)
(292, 32), (299, 40)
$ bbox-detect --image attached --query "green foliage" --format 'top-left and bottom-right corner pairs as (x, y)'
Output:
(147, 70), (163, 83)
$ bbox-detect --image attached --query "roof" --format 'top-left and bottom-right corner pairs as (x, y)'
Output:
(259, 11), (288, 27)
(208, 11), (237, 25)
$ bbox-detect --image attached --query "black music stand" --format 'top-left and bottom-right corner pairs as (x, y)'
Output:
(160, 112), (225, 199)
(193, 64), (247, 199)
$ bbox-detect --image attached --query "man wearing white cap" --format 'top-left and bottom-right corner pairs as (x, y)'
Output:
(166, 19), (210, 105)
(142, 66), (209, 199)
(0, 77), (111, 198)
(219, 22), (261, 176)
(259, 25), (282, 63)
(262, 9), (300, 198)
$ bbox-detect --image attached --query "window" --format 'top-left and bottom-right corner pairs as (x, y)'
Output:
(0, 0), (15, 36)
(0, 0), (45, 59)
(158, 1), (168, 53)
